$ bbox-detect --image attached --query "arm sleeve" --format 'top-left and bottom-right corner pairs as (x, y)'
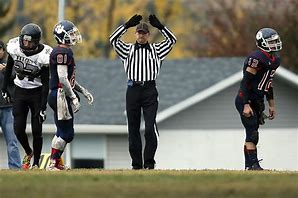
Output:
(240, 71), (255, 104)
(2, 54), (14, 90)
(265, 86), (274, 101)
(40, 66), (49, 111)
(154, 27), (177, 60)
(109, 25), (131, 61)
(57, 65), (76, 99)
(74, 81), (87, 94)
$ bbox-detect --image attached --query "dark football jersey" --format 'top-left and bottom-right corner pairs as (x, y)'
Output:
(49, 46), (76, 90)
(243, 49), (281, 100)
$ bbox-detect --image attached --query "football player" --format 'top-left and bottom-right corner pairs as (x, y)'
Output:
(235, 28), (282, 170)
(47, 20), (93, 171)
(2, 23), (52, 169)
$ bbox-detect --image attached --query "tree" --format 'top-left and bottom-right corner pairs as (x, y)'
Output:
(3, 0), (297, 73)
(0, 0), (17, 38)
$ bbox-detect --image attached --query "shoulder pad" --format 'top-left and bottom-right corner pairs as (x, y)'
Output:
(245, 50), (264, 69)
(38, 45), (53, 66)
(6, 37), (20, 56)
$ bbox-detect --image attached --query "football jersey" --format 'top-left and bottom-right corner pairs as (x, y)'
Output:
(243, 49), (281, 100)
(49, 46), (76, 90)
(7, 37), (52, 89)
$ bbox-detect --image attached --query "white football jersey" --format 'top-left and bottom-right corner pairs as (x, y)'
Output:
(7, 37), (52, 89)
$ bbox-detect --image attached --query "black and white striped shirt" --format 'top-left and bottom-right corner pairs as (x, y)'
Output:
(109, 25), (176, 82)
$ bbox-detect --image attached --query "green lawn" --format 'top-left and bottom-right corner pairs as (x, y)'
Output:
(0, 169), (297, 198)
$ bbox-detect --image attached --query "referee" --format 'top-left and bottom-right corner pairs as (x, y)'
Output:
(109, 14), (176, 170)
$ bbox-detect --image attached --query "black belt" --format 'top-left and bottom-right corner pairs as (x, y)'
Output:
(128, 80), (155, 87)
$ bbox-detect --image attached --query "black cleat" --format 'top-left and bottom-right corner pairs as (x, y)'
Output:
(144, 164), (155, 170)
(132, 166), (143, 170)
(246, 160), (264, 171)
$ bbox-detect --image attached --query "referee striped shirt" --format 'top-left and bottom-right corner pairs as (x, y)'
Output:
(109, 25), (176, 82)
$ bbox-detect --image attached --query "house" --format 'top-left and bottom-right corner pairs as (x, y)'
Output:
(0, 58), (297, 170)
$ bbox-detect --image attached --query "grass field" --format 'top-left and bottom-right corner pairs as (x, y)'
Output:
(0, 169), (297, 198)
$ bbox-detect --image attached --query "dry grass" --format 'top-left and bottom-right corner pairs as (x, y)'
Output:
(0, 169), (297, 198)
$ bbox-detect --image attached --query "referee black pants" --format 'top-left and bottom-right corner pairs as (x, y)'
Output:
(126, 81), (159, 169)
(13, 86), (43, 166)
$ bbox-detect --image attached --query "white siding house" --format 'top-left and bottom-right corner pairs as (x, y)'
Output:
(1, 59), (297, 170)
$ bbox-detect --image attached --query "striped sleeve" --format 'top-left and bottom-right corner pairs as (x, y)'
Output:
(154, 27), (177, 60)
(109, 25), (132, 61)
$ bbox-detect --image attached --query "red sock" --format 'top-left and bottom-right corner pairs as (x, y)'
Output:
(51, 148), (62, 159)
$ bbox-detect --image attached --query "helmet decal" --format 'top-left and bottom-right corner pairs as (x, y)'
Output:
(256, 31), (262, 40)
(55, 24), (64, 34)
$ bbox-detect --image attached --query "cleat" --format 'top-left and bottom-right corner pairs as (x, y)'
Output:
(247, 164), (264, 170)
(46, 166), (61, 171)
(22, 153), (33, 170)
(56, 158), (70, 170)
(132, 166), (143, 170)
(46, 159), (61, 171)
(46, 158), (70, 171)
(246, 159), (264, 170)
(144, 164), (155, 170)
(247, 166), (264, 170)
(30, 165), (40, 170)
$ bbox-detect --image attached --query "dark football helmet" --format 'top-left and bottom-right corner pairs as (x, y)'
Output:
(19, 23), (42, 52)
(53, 20), (82, 46)
(256, 28), (282, 52)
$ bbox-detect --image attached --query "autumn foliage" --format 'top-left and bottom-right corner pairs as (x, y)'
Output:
(0, 0), (297, 73)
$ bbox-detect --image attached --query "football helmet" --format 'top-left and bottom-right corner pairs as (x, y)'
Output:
(256, 28), (282, 52)
(53, 20), (82, 46)
(19, 23), (42, 52)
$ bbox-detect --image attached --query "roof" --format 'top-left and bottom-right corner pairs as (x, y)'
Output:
(45, 57), (244, 125)
(43, 58), (298, 127)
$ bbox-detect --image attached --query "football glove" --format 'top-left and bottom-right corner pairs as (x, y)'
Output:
(83, 89), (94, 105)
(149, 14), (164, 30)
(39, 110), (47, 123)
(71, 97), (80, 113)
(1, 89), (11, 103)
(259, 112), (268, 125)
(125, 14), (142, 29)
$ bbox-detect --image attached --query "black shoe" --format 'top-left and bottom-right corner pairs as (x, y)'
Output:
(132, 166), (143, 170)
(246, 160), (264, 171)
(144, 164), (155, 170)
(247, 164), (264, 170)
